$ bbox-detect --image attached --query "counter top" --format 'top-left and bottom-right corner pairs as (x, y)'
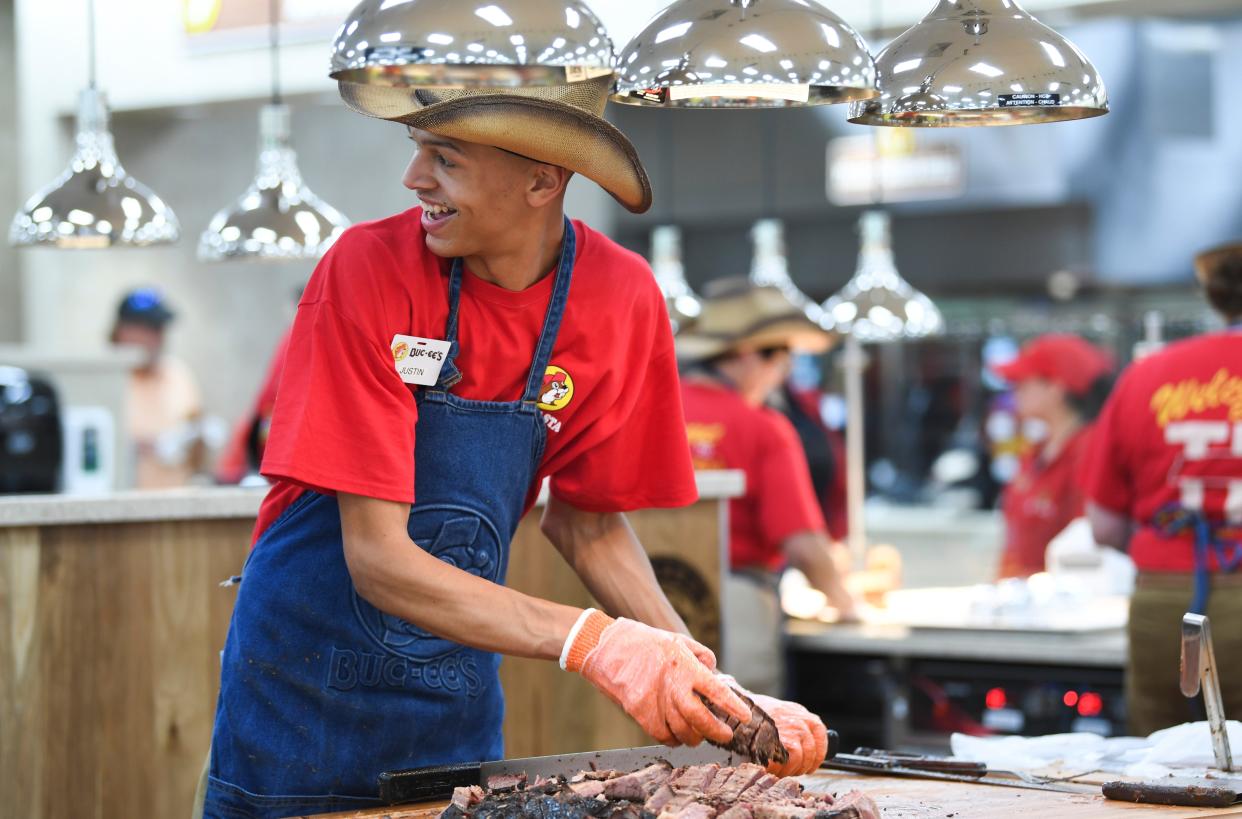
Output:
(786, 618), (1128, 668)
(0, 470), (745, 527)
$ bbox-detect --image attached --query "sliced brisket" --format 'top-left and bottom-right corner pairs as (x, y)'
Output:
(603, 761), (675, 802)
(438, 763), (874, 819)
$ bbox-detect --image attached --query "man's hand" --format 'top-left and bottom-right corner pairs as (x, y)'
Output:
(565, 612), (751, 747)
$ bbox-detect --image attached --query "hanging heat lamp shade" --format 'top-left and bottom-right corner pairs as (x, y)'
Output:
(748, 219), (825, 324)
(329, 0), (614, 90)
(198, 104), (349, 262)
(848, 0), (1107, 127)
(651, 225), (702, 332)
(11, 91), (179, 248)
(200, 0), (349, 262)
(822, 211), (943, 341)
(613, 0), (877, 108)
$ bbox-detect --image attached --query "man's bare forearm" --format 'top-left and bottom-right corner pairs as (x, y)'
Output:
(1087, 501), (1133, 550)
(540, 495), (690, 636)
(784, 530), (858, 618)
(340, 493), (581, 660)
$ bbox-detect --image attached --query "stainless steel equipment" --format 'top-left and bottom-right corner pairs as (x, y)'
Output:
(1181, 613), (1235, 772)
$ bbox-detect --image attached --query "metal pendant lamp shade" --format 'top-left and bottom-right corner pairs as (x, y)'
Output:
(651, 225), (702, 333)
(613, 0), (878, 108)
(330, 0), (614, 90)
(748, 219), (824, 324)
(198, 104), (349, 262)
(849, 0), (1107, 127)
(822, 211), (943, 341)
(10, 88), (179, 249)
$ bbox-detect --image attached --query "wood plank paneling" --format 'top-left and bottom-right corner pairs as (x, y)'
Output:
(0, 519), (251, 819)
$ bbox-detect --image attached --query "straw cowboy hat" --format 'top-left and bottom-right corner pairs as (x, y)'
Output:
(337, 74), (652, 214)
(676, 277), (833, 361)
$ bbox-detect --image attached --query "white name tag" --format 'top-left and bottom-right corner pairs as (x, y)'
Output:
(390, 334), (451, 386)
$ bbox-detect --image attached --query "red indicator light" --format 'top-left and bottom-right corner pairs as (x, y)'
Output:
(985, 687), (1007, 710)
(1063, 691), (1079, 707)
(1078, 692), (1103, 717)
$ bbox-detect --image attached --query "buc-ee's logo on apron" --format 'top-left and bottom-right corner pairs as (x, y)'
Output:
(537, 366), (574, 411)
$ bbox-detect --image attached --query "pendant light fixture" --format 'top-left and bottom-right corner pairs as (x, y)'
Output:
(825, 210), (943, 568)
(848, 0), (1107, 127)
(9, 0), (179, 249)
(330, 0), (614, 90)
(613, 0), (877, 108)
(651, 226), (701, 333)
(199, 0), (349, 262)
(749, 219), (824, 325)
(822, 211), (943, 341)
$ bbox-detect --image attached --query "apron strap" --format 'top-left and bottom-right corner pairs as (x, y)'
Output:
(437, 217), (576, 397)
(521, 217), (576, 404)
(1150, 504), (1242, 614)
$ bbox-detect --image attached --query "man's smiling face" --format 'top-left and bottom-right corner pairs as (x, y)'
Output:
(403, 127), (543, 260)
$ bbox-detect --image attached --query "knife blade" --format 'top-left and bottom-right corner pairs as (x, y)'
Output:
(378, 745), (736, 805)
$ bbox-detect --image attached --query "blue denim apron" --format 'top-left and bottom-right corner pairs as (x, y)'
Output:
(203, 220), (576, 818)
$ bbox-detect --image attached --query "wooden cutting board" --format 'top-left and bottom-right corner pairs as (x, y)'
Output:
(301, 771), (1242, 818)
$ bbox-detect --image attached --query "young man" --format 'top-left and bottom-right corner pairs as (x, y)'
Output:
(1085, 242), (1242, 735)
(678, 279), (858, 698)
(203, 78), (828, 817)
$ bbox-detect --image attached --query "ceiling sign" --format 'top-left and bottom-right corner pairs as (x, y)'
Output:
(826, 132), (965, 206)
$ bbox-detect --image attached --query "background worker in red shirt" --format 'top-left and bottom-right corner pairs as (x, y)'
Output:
(679, 279), (858, 697)
(203, 80), (828, 818)
(1085, 242), (1242, 735)
(992, 334), (1115, 578)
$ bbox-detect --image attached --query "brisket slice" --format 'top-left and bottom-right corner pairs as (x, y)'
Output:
(603, 761), (676, 802)
(699, 689), (789, 767)
(670, 764), (719, 794)
(452, 786), (487, 812)
(736, 774), (779, 802)
(714, 807), (752, 819)
(707, 764), (766, 803)
(823, 791), (879, 819)
(660, 802), (717, 819)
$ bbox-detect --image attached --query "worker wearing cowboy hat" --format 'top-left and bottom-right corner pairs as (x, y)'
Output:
(202, 77), (828, 817)
(1084, 242), (1242, 735)
(678, 279), (860, 698)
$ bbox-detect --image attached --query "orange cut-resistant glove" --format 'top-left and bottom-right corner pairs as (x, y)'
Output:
(562, 609), (752, 748)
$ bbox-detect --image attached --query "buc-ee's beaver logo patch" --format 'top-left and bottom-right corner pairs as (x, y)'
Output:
(537, 366), (574, 411)
(391, 340), (410, 362)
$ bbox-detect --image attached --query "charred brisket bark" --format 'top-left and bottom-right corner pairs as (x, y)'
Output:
(698, 688), (789, 768)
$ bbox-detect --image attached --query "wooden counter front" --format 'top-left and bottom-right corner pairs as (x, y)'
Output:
(0, 477), (737, 819)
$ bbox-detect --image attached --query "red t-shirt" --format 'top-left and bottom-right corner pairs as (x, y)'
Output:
(215, 327), (291, 484)
(681, 379), (827, 572)
(998, 425), (1093, 578)
(252, 208), (699, 544)
(1084, 330), (1242, 572)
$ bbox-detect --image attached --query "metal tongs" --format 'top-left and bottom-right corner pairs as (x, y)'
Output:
(1181, 613), (1234, 772)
